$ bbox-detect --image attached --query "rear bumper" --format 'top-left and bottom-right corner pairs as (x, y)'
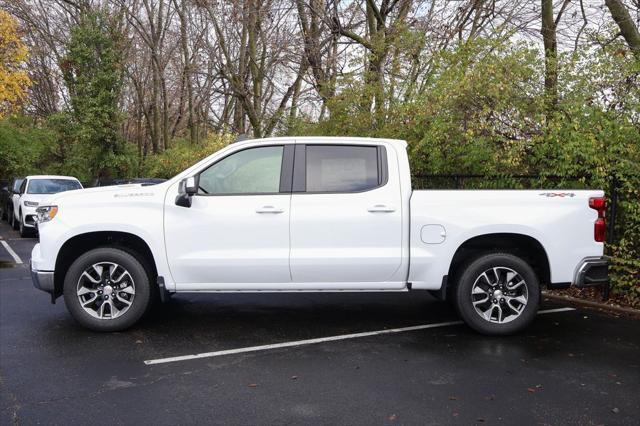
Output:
(573, 256), (609, 287)
(30, 260), (54, 294)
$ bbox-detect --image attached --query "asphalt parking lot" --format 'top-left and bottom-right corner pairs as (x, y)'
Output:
(1, 221), (639, 425)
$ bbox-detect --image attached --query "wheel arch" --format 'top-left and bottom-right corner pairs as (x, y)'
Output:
(446, 233), (551, 294)
(53, 231), (158, 299)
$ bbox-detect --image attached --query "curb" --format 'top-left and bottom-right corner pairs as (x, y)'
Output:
(542, 291), (640, 317)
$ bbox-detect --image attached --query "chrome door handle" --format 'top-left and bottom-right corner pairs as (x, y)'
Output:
(256, 205), (284, 214)
(367, 204), (396, 213)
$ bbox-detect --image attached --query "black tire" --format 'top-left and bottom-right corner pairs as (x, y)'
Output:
(453, 253), (540, 335)
(18, 214), (31, 238)
(0, 204), (5, 221)
(63, 247), (152, 332)
(10, 210), (19, 230)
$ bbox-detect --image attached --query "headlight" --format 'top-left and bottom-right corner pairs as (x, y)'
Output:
(24, 201), (39, 207)
(36, 206), (58, 223)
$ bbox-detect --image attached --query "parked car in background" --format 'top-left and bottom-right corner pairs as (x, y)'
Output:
(0, 179), (8, 220)
(16, 176), (83, 237)
(1, 177), (25, 227)
(95, 178), (167, 187)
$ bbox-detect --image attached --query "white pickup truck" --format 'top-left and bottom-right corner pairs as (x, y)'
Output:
(30, 137), (609, 334)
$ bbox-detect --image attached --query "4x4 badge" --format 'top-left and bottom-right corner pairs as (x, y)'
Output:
(539, 192), (575, 198)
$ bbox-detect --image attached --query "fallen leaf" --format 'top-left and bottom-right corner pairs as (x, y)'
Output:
(449, 396), (458, 400)
(484, 395), (495, 401)
(477, 418), (485, 422)
(290, 376), (298, 380)
(612, 408), (620, 414)
(527, 388), (536, 393)
(248, 383), (258, 388)
(452, 412), (459, 417)
(388, 414), (396, 422)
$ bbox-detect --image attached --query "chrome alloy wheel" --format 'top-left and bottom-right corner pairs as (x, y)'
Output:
(77, 262), (136, 320)
(471, 267), (528, 324)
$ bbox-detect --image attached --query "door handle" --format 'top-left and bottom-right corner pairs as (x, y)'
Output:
(367, 204), (396, 213)
(256, 205), (284, 214)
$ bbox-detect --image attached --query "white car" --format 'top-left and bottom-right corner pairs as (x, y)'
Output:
(16, 175), (83, 237)
(30, 138), (608, 334)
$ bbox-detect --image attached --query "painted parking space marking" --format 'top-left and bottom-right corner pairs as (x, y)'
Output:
(144, 307), (576, 365)
(1, 240), (23, 264)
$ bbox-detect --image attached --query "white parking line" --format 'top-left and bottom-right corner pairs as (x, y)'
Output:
(1, 240), (23, 264)
(144, 307), (576, 365)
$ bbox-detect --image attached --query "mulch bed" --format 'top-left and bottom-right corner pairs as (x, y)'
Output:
(544, 286), (640, 318)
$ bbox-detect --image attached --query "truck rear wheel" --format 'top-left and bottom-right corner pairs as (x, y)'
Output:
(453, 253), (539, 335)
(63, 247), (151, 332)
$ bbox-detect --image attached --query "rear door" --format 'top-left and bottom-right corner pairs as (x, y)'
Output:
(289, 143), (404, 287)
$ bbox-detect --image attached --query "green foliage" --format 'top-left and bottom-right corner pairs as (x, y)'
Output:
(59, 9), (128, 179)
(0, 116), (54, 177)
(140, 134), (232, 178)
(289, 37), (640, 305)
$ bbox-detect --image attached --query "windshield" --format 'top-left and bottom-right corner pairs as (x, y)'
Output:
(12, 179), (24, 192)
(27, 179), (82, 194)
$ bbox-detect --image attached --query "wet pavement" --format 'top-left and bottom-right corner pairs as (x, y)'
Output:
(1, 221), (639, 425)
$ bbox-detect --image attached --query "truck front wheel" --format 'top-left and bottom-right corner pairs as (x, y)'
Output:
(63, 247), (151, 332)
(454, 253), (540, 335)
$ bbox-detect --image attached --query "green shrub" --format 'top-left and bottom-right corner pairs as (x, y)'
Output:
(289, 37), (640, 305)
(140, 134), (232, 178)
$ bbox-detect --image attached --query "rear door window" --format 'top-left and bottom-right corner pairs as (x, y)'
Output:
(305, 145), (382, 193)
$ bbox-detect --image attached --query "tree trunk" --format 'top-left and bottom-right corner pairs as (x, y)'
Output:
(176, 0), (198, 144)
(541, 0), (558, 116)
(605, 0), (640, 60)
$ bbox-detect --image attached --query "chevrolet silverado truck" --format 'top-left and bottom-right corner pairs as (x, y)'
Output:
(30, 137), (609, 334)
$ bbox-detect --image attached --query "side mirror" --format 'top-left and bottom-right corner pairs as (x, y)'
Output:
(184, 176), (198, 196)
(175, 176), (198, 208)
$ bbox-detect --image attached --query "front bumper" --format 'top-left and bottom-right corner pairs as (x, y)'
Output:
(573, 256), (609, 287)
(30, 260), (54, 294)
(21, 206), (38, 228)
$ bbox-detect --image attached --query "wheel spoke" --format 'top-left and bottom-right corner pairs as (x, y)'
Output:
(492, 268), (502, 285)
(112, 270), (131, 284)
(107, 300), (121, 318)
(77, 286), (96, 296)
(505, 295), (527, 312)
(77, 262), (135, 321)
(81, 294), (98, 307)
(495, 304), (503, 322)
(472, 286), (486, 295)
(81, 271), (100, 284)
(473, 295), (490, 306)
(507, 280), (525, 290)
(119, 285), (135, 295)
(115, 294), (132, 306)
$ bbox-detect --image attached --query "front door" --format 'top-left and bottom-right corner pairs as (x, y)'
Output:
(165, 144), (292, 289)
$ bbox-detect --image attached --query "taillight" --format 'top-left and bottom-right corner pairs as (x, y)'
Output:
(589, 197), (606, 242)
